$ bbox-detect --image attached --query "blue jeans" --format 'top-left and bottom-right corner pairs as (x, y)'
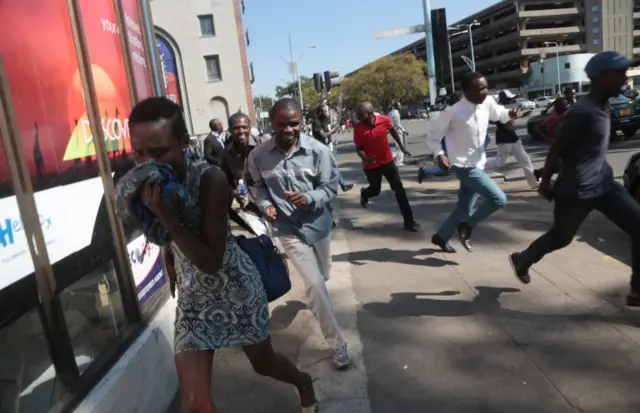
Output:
(436, 166), (507, 241)
(518, 182), (640, 289)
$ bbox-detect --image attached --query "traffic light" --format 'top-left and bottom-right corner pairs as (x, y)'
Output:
(313, 73), (323, 93)
(324, 71), (340, 92)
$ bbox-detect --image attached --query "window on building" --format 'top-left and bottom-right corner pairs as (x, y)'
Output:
(591, 5), (599, 11)
(246, 29), (250, 46)
(541, 67), (544, 74)
(198, 14), (215, 37)
(593, 38), (600, 45)
(592, 28), (600, 34)
(205, 55), (222, 81)
(565, 62), (571, 69)
(592, 16), (600, 23)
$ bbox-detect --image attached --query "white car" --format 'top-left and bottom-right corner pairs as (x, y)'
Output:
(508, 98), (536, 110)
(534, 96), (553, 108)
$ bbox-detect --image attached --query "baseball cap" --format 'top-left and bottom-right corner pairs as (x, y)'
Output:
(584, 51), (640, 79)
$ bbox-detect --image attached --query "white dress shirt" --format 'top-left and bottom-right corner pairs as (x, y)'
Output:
(388, 109), (406, 134)
(427, 96), (512, 169)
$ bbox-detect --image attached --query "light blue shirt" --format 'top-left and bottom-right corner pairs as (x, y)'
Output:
(246, 134), (338, 245)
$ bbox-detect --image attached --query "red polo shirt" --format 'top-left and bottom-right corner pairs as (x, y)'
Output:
(353, 115), (394, 170)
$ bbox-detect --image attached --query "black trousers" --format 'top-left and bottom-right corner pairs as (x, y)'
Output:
(519, 182), (640, 290)
(362, 161), (414, 224)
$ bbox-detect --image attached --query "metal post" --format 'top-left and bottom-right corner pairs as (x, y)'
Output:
(469, 26), (476, 71)
(422, 0), (437, 106)
(289, 34), (304, 108)
(258, 97), (264, 130)
(447, 35), (455, 93)
(555, 43), (561, 96)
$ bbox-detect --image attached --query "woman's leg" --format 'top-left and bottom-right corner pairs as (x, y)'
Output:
(175, 350), (217, 413)
(243, 337), (317, 408)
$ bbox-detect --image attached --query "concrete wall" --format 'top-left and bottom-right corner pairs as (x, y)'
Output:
(601, 0), (635, 56)
(73, 299), (177, 413)
(150, 0), (253, 134)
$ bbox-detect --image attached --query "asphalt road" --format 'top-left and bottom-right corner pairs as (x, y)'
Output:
(334, 114), (640, 183)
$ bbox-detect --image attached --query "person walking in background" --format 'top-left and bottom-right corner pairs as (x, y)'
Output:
(312, 105), (354, 192)
(355, 101), (420, 232)
(120, 97), (318, 413)
(203, 118), (226, 165)
(509, 51), (640, 310)
(388, 102), (409, 166)
(532, 97), (569, 181)
(427, 72), (518, 253)
(248, 98), (350, 370)
(485, 91), (538, 190)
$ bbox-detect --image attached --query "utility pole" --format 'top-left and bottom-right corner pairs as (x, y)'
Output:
(373, 1), (439, 106)
(422, 0), (437, 106)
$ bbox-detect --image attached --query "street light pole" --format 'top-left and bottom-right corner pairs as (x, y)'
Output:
(422, 0), (437, 106)
(544, 41), (562, 95)
(446, 29), (469, 94)
(455, 21), (480, 71)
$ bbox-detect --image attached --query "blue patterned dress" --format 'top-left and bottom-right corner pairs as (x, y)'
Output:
(172, 160), (269, 352)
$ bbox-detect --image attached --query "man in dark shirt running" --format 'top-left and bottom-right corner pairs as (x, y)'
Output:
(509, 51), (640, 308)
(312, 105), (354, 192)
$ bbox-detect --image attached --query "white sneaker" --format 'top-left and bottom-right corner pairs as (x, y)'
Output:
(332, 344), (350, 370)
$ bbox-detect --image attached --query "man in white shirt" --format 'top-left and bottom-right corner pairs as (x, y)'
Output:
(388, 102), (408, 166)
(427, 72), (518, 253)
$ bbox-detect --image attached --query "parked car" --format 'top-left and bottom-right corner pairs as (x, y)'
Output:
(623, 151), (640, 201)
(527, 94), (640, 141)
(508, 98), (536, 110)
(534, 96), (553, 108)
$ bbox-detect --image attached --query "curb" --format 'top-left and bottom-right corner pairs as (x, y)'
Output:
(294, 199), (372, 413)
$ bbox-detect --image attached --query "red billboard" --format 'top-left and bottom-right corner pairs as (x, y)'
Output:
(0, 0), (151, 189)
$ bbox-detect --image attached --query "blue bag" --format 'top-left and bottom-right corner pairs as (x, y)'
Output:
(235, 232), (291, 302)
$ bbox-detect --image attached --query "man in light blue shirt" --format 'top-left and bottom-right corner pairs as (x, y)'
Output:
(247, 98), (349, 370)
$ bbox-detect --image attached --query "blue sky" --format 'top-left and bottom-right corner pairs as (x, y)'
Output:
(244, 0), (499, 98)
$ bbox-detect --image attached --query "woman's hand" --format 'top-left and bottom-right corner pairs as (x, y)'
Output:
(141, 184), (178, 222)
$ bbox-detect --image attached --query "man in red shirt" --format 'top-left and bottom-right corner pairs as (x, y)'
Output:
(354, 102), (419, 231)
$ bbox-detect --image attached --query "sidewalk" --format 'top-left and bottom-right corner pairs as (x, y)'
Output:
(334, 166), (640, 412)
(166, 227), (370, 413)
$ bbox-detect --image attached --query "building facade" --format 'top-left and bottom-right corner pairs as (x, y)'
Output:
(526, 53), (594, 95)
(151, 0), (255, 134)
(381, 0), (640, 92)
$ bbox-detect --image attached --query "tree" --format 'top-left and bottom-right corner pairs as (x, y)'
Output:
(341, 53), (428, 111)
(274, 75), (325, 111)
(253, 95), (274, 115)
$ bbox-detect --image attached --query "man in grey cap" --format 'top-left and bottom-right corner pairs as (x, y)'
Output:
(508, 51), (640, 308)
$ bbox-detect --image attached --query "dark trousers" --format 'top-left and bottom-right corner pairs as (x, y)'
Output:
(518, 182), (640, 290)
(362, 161), (414, 224)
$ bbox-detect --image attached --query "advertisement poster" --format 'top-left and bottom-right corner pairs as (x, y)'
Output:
(156, 34), (183, 107)
(0, 0), (157, 299)
(121, 0), (153, 101)
(127, 235), (166, 304)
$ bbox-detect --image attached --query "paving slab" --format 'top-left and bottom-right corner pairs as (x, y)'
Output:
(335, 157), (640, 412)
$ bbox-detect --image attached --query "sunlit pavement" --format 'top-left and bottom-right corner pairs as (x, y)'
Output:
(330, 121), (640, 412)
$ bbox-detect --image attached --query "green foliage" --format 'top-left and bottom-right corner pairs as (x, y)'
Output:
(340, 53), (428, 111)
(253, 95), (275, 113)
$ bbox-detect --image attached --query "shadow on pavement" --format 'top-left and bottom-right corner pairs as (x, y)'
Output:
(333, 247), (457, 268)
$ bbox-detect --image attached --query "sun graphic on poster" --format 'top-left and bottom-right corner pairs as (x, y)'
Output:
(63, 64), (130, 161)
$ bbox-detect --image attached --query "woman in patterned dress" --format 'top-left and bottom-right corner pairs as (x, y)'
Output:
(128, 98), (317, 413)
